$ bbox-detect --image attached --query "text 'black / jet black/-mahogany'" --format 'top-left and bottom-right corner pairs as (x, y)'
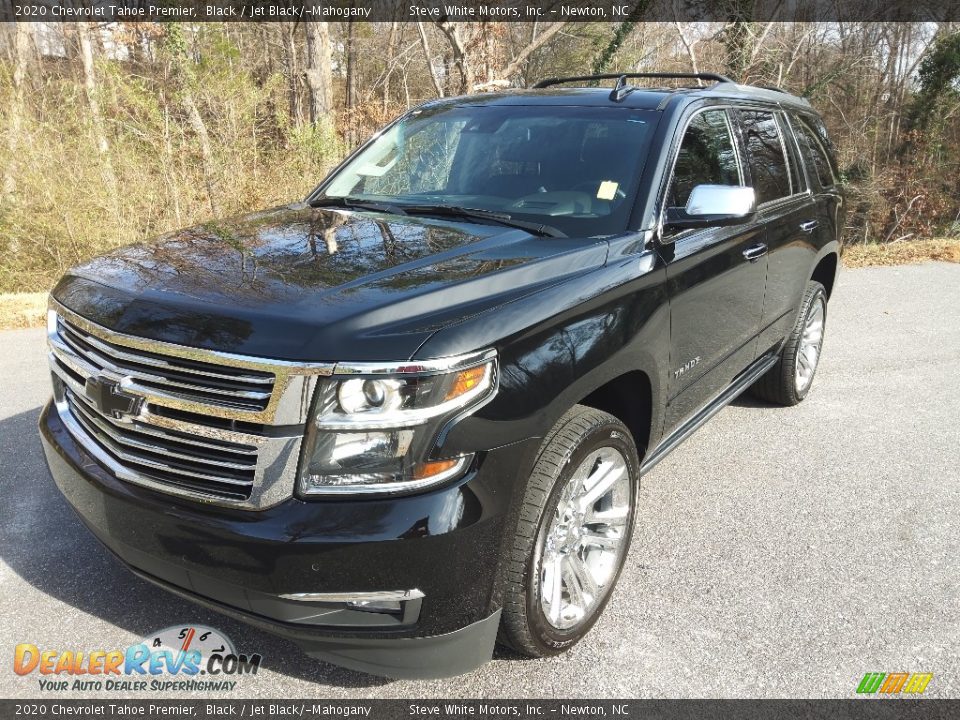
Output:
(39, 74), (843, 679)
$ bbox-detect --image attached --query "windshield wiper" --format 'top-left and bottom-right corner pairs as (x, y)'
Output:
(401, 205), (567, 238)
(309, 196), (408, 216)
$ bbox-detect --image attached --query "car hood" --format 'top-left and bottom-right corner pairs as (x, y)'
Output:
(53, 204), (609, 362)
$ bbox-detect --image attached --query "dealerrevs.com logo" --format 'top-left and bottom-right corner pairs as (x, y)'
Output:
(13, 625), (262, 693)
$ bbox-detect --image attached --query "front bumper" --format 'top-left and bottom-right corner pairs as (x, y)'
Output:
(39, 401), (536, 678)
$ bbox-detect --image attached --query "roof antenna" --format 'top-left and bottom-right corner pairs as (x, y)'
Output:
(609, 75), (635, 102)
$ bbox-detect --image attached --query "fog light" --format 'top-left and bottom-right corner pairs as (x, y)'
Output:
(279, 589), (424, 624)
(347, 599), (402, 614)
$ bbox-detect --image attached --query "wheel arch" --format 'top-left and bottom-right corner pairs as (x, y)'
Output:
(577, 370), (655, 462)
(810, 245), (840, 299)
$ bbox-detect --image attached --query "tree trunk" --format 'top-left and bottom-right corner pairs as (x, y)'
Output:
(304, 19), (334, 125)
(183, 92), (219, 217)
(436, 21), (475, 93)
(345, 21), (357, 111)
(500, 22), (567, 81)
(345, 20), (357, 145)
(77, 22), (111, 155)
(674, 22), (701, 85)
(283, 23), (303, 128)
(721, 19), (751, 81)
(76, 22), (118, 199)
(416, 21), (445, 97)
(2, 21), (31, 210)
(167, 25), (218, 216)
(383, 21), (400, 110)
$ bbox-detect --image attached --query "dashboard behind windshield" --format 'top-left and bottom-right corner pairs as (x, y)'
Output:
(321, 104), (658, 237)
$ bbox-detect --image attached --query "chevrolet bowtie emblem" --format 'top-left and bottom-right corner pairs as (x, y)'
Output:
(84, 375), (143, 421)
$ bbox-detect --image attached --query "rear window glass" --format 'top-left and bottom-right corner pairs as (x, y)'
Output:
(792, 116), (837, 189)
(739, 110), (792, 204)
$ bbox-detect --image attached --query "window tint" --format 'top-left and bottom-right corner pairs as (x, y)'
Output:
(791, 116), (837, 188)
(739, 110), (791, 204)
(667, 109), (740, 208)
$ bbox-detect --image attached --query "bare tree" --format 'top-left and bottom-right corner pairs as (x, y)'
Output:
(304, 20), (333, 124)
(76, 21), (117, 196)
(2, 22), (32, 210)
(167, 25), (218, 216)
(433, 21), (567, 92)
(282, 23), (304, 127)
(436, 21), (476, 93)
(500, 23), (567, 81)
(383, 21), (401, 109)
(674, 22), (701, 83)
(344, 20), (358, 145)
(416, 21), (445, 97)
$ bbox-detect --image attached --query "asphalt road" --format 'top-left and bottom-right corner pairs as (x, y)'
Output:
(1, 262), (958, 700)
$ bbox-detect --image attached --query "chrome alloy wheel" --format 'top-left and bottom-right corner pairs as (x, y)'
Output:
(539, 447), (632, 631)
(795, 295), (826, 393)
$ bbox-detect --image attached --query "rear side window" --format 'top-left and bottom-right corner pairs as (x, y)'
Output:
(780, 114), (807, 193)
(791, 115), (837, 189)
(739, 110), (792, 205)
(667, 109), (741, 209)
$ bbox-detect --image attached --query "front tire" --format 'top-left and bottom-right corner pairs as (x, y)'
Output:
(751, 280), (827, 406)
(499, 406), (639, 657)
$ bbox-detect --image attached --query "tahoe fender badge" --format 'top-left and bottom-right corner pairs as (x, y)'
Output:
(673, 357), (701, 379)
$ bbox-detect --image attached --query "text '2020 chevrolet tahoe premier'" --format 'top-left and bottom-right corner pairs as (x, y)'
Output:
(40, 73), (843, 678)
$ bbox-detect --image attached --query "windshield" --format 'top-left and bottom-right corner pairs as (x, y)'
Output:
(321, 104), (658, 237)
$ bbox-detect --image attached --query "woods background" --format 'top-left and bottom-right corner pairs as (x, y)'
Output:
(1, 20), (959, 293)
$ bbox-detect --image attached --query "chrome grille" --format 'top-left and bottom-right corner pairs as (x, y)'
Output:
(66, 387), (257, 501)
(47, 300), (334, 508)
(56, 315), (274, 412)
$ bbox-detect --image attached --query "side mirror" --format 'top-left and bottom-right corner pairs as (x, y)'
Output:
(665, 185), (757, 230)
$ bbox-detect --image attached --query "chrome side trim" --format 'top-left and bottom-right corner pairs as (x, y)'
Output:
(278, 589), (425, 603)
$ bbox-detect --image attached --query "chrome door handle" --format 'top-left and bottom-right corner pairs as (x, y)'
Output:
(742, 243), (768, 262)
(799, 220), (819, 233)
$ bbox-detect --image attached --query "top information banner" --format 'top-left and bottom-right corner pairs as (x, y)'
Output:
(2, 0), (959, 22)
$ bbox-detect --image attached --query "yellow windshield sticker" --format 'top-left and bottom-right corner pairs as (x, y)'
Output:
(597, 181), (619, 200)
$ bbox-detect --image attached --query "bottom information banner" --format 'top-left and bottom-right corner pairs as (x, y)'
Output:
(2, 699), (959, 720)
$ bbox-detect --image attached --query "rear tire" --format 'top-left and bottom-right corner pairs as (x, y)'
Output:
(751, 281), (827, 406)
(498, 406), (639, 657)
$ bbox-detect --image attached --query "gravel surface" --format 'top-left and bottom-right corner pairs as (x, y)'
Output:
(1, 262), (957, 699)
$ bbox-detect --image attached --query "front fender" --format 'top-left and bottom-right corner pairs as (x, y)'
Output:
(430, 249), (670, 459)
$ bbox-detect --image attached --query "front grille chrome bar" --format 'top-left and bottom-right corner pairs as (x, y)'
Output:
(49, 300), (334, 425)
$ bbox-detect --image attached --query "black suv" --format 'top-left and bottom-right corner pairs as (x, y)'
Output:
(39, 73), (842, 678)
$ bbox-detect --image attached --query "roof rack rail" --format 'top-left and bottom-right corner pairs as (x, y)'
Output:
(532, 72), (734, 102)
(756, 84), (789, 94)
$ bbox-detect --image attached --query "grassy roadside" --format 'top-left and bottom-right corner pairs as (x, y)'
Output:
(842, 237), (960, 267)
(1, 239), (958, 331)
(0, 292), (48, 331)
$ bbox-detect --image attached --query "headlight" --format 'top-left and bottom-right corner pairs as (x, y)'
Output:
(298, 350), (497, 496)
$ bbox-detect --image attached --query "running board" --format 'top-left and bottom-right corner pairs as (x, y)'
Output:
(640, 352), (779, 475)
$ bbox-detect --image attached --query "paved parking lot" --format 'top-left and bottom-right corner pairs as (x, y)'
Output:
(1, 262), (957, 699)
